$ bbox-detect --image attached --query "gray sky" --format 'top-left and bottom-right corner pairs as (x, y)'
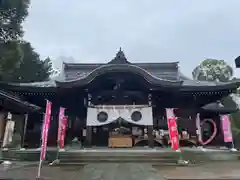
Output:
(23, 0), (240, 78)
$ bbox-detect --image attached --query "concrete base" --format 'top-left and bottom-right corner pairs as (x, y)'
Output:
(230, 148), (238, 152)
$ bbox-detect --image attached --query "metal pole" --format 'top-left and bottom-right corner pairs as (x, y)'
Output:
(229, 114), (237, 151)
(36, 160), (42, 179)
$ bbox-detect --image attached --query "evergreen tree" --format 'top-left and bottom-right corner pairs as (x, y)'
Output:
(0, 0), (30, 79)
(0, 0), (29, 41)
(0, 0), (54, 82)
(8, 42), (54, 83)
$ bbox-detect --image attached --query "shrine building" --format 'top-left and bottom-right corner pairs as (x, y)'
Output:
(0, 49), (239, 149)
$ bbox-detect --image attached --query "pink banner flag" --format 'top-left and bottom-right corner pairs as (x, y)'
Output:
(57, 107), (65, 143)
(220, 114), (233, 143)
(166, 108), (180, 151)
(40, 100), (52, 161)
(59, 116), (68, 149)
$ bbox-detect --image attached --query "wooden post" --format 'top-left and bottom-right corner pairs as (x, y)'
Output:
(86, 126), (92, 147)
(147, 94), (154, 148)
(0, 111), (5, 144)
(147, 125), (154, 148)
(86, 93), (92, 147)
(21, 113), (28, 149)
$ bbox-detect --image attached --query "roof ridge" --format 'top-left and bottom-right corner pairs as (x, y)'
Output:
(63, 61), (179, 69)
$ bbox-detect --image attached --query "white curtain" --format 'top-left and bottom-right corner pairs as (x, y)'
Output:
(86, 105), (153, 126)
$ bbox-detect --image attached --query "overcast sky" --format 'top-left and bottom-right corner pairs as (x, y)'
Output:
(23, 0), (240, 78)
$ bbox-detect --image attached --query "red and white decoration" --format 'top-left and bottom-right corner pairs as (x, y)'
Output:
(220, 114), (233, 143)
(59, 116), (68, 149)
(165, 108), (180, 151)
(57, 107), (65, 145)
(37, 100), (52, 179)
(40, 100), (52, 161)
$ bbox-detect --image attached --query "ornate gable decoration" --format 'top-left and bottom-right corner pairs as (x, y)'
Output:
(108, 48), (130, 64)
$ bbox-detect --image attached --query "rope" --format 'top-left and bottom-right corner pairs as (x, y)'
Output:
(199, 119), (217, 145)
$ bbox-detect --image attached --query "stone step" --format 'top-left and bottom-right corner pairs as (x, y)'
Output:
(56, 162), (180, 166)
(58, 158), (178, 163)
(2, 149), (240, 163)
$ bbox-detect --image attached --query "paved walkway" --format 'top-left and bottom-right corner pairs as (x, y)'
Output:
(1, 162), (240, 179)
(155, 162), (240, 179)
(81, 163), (165, 180)
(0, 164), (83, 180)
(0, 163), (165, 180)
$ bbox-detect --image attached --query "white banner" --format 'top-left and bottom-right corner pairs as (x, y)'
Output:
(87, 105), (153, 126)
(195, 113), (202, 142)
(2, 120), (15, 147)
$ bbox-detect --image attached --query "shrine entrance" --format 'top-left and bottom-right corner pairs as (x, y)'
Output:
(87, 105), (154, 148)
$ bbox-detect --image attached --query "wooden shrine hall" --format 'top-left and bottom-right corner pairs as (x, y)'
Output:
(0, 49), (239, 149)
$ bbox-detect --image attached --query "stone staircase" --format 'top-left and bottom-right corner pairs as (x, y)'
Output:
(58, 151), (179, 165)
(2, 148), (240, 165)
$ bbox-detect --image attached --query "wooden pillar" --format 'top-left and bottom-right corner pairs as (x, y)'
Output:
(86, 126), (92, 147)
(147, 125), (154, 148)
(13, 114), (24, 149)
(0, 111), (5, 145)
(21, 113), (28, 149)
(86, 93), (92, 147)
(147, 94), (154, 148)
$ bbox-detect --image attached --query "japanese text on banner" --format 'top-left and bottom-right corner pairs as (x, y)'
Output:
(60, 116), (68, 149)
(220, 114), (233, 143)
(57, 107), (65, 142)
(166, 108), (180, 151)
(40, 100), (52, 161)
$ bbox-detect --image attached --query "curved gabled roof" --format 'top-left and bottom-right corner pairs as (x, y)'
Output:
(0, 49), (239, 92)
(55, 64), (183, 88)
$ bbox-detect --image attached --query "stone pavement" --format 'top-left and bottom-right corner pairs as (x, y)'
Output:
(2, 162), (240, 180)
(0, 164), (83, 180)
(0, 163), (165, 180)
(81, 163), (165, 180)
(155, 161), (240, 179)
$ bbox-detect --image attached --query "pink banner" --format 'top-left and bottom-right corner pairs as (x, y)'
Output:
(220, 114), (233, 143)
(57, 107), (65, 143)
(166, 109), (180, 150)
(40, 100), (52, 161)
(60, 116), (68, 149)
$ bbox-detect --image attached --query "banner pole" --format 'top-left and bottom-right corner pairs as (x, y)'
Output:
(56, 142), (60, 160)
(36, 100), (52, 178)
(50, 108), (65, 166)
(36, 160), (42, 179)
(229, 114), (237, 151)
